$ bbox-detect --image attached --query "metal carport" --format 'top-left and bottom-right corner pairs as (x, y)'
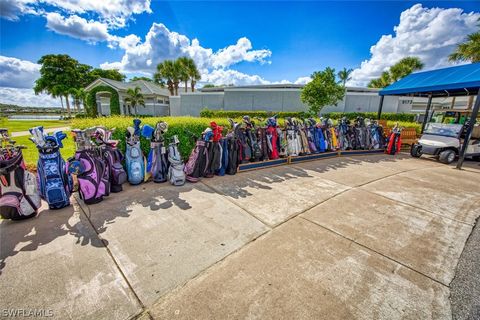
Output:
(377, 63), (480, 169)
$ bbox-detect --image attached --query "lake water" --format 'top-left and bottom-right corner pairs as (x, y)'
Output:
(8, 115), (64, 120)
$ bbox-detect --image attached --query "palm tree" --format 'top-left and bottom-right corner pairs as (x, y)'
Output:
(449, 28), (480, 63)
(177, 57), (191, 92)
(124, 86), (145, 115)
(389, 57), (424, 82)
(178, 57), (201, 92)
(155, 60), (181, 95)
(337, 68), (353, 86)
(367, 57), (423, 88)
(71, 88), (87, 112)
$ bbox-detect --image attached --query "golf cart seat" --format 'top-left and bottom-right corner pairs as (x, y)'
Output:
(471, 125), (480, 139)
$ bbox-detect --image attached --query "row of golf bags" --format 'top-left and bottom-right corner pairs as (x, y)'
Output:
(70, 119), (186, 206)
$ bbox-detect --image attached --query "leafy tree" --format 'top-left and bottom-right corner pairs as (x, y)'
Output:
(337, 67), (353, 86)
(124, 86), (145, 115)
(301, 67), (346, 115)
(203, 84), (215, 88)
(449, 19), (480, 63)
(368, 56), (423, 88)
(131, 76), (153, 82)
(34, 54), (80, 117)
(183, 57), (201, 92)
(88, 68), (125, 82)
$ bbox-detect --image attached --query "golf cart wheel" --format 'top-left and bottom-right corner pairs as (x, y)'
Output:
(439, 149), (456, 164)
(410, 144), (422, 158)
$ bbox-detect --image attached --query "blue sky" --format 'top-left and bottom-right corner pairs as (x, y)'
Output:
(0, 1), (479, 107)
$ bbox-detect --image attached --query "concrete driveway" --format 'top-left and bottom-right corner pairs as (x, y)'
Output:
(1, 154), (479, 319)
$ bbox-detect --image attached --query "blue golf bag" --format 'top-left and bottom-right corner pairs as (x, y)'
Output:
(30, 127), (73, 209)
(125, 119), (145, 185)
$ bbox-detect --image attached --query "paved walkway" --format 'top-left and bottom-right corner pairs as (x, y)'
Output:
(11, 126), (71, 137)
(1, 154), (479, 319)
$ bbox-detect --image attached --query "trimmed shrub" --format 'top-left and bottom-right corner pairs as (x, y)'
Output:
(72, 116), (234, 160)
(321, 112), (416, 122)
(199, 108), (312, 119)
(71, 115), (422, 161)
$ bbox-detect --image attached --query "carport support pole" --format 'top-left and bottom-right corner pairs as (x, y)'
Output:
(421, 94), (433, 134)
(456, 89), (480, 169)
(377, 95), (384, 120)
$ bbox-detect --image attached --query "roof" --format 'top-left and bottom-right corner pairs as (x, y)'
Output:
(379, 63), (480, 97)
(85, 78), (170, 96)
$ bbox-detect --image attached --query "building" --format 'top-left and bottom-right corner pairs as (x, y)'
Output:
(85, 78), (171, 116)
(170, 84), (413, 116)
(86, 79), (420, 117)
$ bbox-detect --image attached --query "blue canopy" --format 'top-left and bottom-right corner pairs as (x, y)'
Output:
(379, 63), (480, 97)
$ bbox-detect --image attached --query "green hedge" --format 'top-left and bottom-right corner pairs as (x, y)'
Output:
(72, 116), (233, 160)
(71, 115), (422, 161)
(200, 108), (311, 119)
(320, 112), (416, 122)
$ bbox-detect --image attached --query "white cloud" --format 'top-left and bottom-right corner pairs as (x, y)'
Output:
(0, 87), (61, 108)
(349, 4), (480, 87)
(211, 37), (271, 69)
(46, 12), (110, 43)
(101, 23), (273, 83)
(201, 69), (270, 86)
(294, 76), (311, 85)
(0, 56), (40, 88)
(1, 0), (151, 28)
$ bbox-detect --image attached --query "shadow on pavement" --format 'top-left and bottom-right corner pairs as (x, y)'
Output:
(0, 202), (104, 274)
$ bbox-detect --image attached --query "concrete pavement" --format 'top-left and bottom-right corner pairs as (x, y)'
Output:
(1, 154), (479, 319)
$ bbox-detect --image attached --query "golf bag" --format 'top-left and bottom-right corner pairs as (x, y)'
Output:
(225, 119), (241, 174)
(0, 130), (41, 220)
(184, 138), (208, 182)
(243, 116), (262, 161)
(337, 117), (351, 150)
(71, 129), (110, 204)
(387, 124), (402, 155)
(144, 122), (169, 183)
(167, 135), (186, 186)
(125, 119), (145, 185)
(30, 126), (73, 209)
(92, 127), (127, 193)
(209, 122), (223, 175)
(266, 117), (279, 160)
(285, 117), (302, 156)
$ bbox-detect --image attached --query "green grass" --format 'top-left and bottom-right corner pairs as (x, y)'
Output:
(13, 135), (76, 170)
(0, 119), (71, 133)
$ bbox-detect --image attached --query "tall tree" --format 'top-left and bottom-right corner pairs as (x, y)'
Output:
(155, 60), (181, 95)
(34, 54), (80, 117)
(131, 76), (153, 82)
(177, 56), (201, 92)
(337, 68), (353, 86)
(389, 57), (424, 82)
(124, 86), (145, 115)
(449, 19), (480, 63)
(368, 56), (423, 88)
(301, 67), (346, 115)
(88, 68), (125, 82)
(177, 56), (191, 92)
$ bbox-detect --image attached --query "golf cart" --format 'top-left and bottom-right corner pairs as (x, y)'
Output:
(411, 120), (480, 164)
